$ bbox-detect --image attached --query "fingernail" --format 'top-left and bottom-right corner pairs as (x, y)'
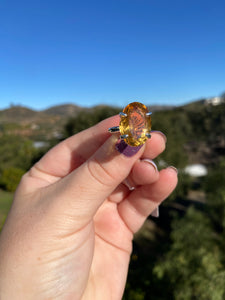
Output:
(141, 159), (158, 172)
(116, 140), (143, 157)
(151, 207), (159, 218)
(167, 166), (178, 174)
(151, 130), (167, 143)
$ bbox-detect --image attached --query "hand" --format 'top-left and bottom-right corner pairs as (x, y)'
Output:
(0, 116), (177, 299)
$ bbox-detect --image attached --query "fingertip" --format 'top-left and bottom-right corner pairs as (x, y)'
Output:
(141, 158), (158, 172)
(129, 158), (159, 186)
(151, 130), (167, 143)
(159, 166), (178, 189)
(167, 166), (178, 174)
(144, 131), (166, 159)
(97, 114), (120, 131)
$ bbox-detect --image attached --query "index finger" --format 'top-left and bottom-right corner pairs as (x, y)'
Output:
(30, 116), (166, 181)
(32, 115), (120, 179)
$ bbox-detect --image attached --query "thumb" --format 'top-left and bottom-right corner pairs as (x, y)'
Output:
(53, 135), (144, 224)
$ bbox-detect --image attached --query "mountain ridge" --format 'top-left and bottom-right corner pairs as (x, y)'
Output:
(0, 102), (176, 122)
(1, 94), (224, 122)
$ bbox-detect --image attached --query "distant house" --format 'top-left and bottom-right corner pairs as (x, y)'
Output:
(205, 97), (224, 106)
(184, 164), (208, 177)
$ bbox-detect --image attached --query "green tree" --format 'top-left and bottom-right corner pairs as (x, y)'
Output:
(64, 106), (120, 137)
(153, 109), (190, 168)
(204, 159), (225, 232)
(0, 167), (25, 192)
(0, 135), (37, 172)
(0, 135), (40, 192)
(154, 207), (225, 300)
(166, 172), (191, 203)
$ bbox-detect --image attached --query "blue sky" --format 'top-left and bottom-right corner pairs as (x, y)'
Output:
(0, 0), (225, 110)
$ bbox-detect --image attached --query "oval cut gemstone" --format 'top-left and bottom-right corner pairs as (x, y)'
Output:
(119, 102), (152, 147)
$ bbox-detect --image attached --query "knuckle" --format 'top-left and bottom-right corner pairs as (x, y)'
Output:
(86, 158), (118, 188)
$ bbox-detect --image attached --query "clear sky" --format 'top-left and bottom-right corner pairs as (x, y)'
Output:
(0, 0), (225, 110)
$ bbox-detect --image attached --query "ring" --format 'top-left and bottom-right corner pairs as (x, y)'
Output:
(108, 102), (152, 147)
(122, 178), (159, 217)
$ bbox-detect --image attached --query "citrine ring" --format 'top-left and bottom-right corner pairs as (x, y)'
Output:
(108, 102), (152, 147)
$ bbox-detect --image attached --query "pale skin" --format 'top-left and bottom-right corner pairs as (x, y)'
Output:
(0, 115), (178, 300)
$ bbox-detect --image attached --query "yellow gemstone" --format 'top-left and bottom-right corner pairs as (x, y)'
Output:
(119, 102), (152, 147)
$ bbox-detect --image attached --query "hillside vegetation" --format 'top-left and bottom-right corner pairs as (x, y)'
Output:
(0, 99), (225, 299)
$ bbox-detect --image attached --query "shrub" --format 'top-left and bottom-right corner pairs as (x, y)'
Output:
(0, 167), (25, 192)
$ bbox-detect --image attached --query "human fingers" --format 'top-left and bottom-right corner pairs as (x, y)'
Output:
(44, 135), (146, 229)
(109, 131), (166, 202)
(118, 167), (178, 233)
(30, 115), (120, 181)
(107, 131), (166, 203)
(141, 131), (166, 160)
(123, 131), (166, 190)
(26, 121), (165, 191)
(107, 159), (159, 204)
(126, 159), (159, 189)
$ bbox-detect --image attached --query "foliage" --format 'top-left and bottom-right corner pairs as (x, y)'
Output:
(0, 167), (25, 192)
(186, 102), (225, 143)
(124, 157), (225, 299)
(64, 106), (120, 137)
(166, 172), (192, 203)
(0, 101), (224, 298)
(154, 207), (225, 300)
(0, 135), (37, 172)
(204, 158), (225, 231)
(154, 102), (225, 168)
(0, 189), (14, 231)
(0, 134), (41, 192)
(123, 285), (145, 300)
(63, 101), (225, 169)
(151, 108), (190, 168)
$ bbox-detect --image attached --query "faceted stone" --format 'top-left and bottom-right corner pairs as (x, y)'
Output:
(119, 102), (152, 147)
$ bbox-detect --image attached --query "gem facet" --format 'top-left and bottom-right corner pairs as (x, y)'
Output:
(119, 102), (152, 147)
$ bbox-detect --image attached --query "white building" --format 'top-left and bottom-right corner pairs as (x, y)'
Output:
(205, 97), (224, 106)
(184, 164), (208, 177)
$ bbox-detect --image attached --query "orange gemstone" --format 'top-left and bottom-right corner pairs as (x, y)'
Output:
(119, 102), (152, 147)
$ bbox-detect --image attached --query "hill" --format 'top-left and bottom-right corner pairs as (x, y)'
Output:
(0, 103), (174, 139)
(0, 106), (42, 123)
(0, 98), (224, 300)
(44, 104), (83, 116)
(0, 102), (174, 121)
(0, 99), (224, 166)
(152, 99), (225, 166)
